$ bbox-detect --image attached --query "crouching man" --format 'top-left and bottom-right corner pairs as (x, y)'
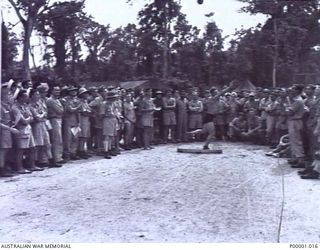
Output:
(242, 108), (265, 144)
(229, 112), (248, 142)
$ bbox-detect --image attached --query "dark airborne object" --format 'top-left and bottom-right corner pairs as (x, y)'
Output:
(197, 0), (204, 4)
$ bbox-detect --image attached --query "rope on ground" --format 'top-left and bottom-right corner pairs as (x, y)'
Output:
(277, 157), (285, 243)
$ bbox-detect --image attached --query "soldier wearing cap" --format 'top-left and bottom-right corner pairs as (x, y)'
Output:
(153, 90), (164, 144)
(286, 85), (307, 168)
(112, 90), (123, 155)
(244, 108), (264, 144)
(265, 91), (278, 147)
(61, 86), (82, 161)
(46, 86), (64, 166)
(300, 86), (320, 179)
(274, 89), (289, 143)
(174, 89), (188, 143)
(140, 88), (156, 150)
(229, 112), (248, 141)
(205, 85), (235, 140)
(88, 87), (104, 155)
(225, 92), (241, 137)
(134, 90), (145, 148)
(303, 84), (317, 162)
(78, 87), (92, 159)
(122, 92), (136, 150)
(29, 89), (52, 168)
(100, 90), (118, 159)
(0, 83), (19, 177)
(12, 90), (43, 173)
(243, 92), (259, 113)
(162, 89), (177, 143)
(258, 89), (270, 135)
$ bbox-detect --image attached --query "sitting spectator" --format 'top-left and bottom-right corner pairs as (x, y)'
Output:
(229, 112), (248, 141)
(243, 108), (264, 144)
(265, 134), (291, 158)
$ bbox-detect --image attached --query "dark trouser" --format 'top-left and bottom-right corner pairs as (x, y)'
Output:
(0, 149), (10, 169)
(143, 126), (153, 148)
(304, 124), (316, 162)
(49, 118), (63, 163)
(288, 119), (305, 159)
(176, 113), (188, 141)
(135, 127), (144, 147)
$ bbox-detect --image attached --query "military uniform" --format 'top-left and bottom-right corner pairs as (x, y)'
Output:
(162, 96), (176, 142)
(30, 99), (51, 165)
(265, 98), (278, 145)
(89, 95), (103, 153)
(123, 100), (136, 147)
(79, 99), (92, 139)
(140, 96), (155, 149)
(0, 101), (13, 149)
(176, 97), (188, 142)
(12, 102), (35, 149)
(140, 97), (155, 128)
(274, 97), (288, 141)
(246, 115), (264, 143)
(0, 100), (14, 174)
(304, 95), (317, 160)
(287, 96), (305, 160)
(188, 99), (203, 130)
(229, 117), (248, 141)
(46, 96), (64, 163)
(61, 96), (81, 159)
(162, 96), (177, 126)
(101, 101), (117, 137)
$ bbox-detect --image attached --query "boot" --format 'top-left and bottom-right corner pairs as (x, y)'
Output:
(26, 166), (44, 172)
(300, 170), (319, 179)
(16, 168), (32, 174)
(70, 154), (81, 160)
(109, 150), (118, 156)
(48, 159), (63, 168)
(104, 152), (111, 159)
(291, 159), (306, 169)
(298, 168), (313, 176)
(77, 151), (89, 159)
(0, 168), (14, 177)
(287, 158), (298, 165)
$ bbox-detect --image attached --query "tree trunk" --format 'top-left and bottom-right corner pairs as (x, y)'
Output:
(162, 3), (169, 80)
(22, 20), (33, 81)
(272, 18), (278, 88)
(70, 36), (77, 78)
(54, 37), (67, 79)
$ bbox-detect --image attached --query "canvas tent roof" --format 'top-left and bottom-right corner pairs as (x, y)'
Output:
(119, 80), (149, 89)
(231, 79), (256, 92)
(119, 80), (173, 90)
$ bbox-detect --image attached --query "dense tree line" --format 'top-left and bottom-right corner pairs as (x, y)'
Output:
(2, 0), (320, 87)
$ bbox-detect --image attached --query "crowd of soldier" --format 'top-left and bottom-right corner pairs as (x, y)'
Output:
(0, 80), (319, 179)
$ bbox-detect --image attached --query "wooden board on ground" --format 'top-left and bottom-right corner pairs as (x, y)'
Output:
(177, 148), (223, 154)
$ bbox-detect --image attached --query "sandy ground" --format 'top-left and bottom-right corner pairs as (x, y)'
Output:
(0, 142), (319, 243)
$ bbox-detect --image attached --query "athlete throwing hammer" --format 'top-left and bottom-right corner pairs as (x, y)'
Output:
(187, 114), (216, 150)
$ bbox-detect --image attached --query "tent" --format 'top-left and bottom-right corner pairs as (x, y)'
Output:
(119, 80), (149, 89)
(119, 79), (172, 90)
(231, 79), (256, 92)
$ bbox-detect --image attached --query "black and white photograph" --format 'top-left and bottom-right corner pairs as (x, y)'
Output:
(0, 0), (320, 245)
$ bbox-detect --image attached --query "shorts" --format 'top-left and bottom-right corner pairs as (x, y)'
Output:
(189, 113), (202, 129)
(163, 111), (176, 126)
